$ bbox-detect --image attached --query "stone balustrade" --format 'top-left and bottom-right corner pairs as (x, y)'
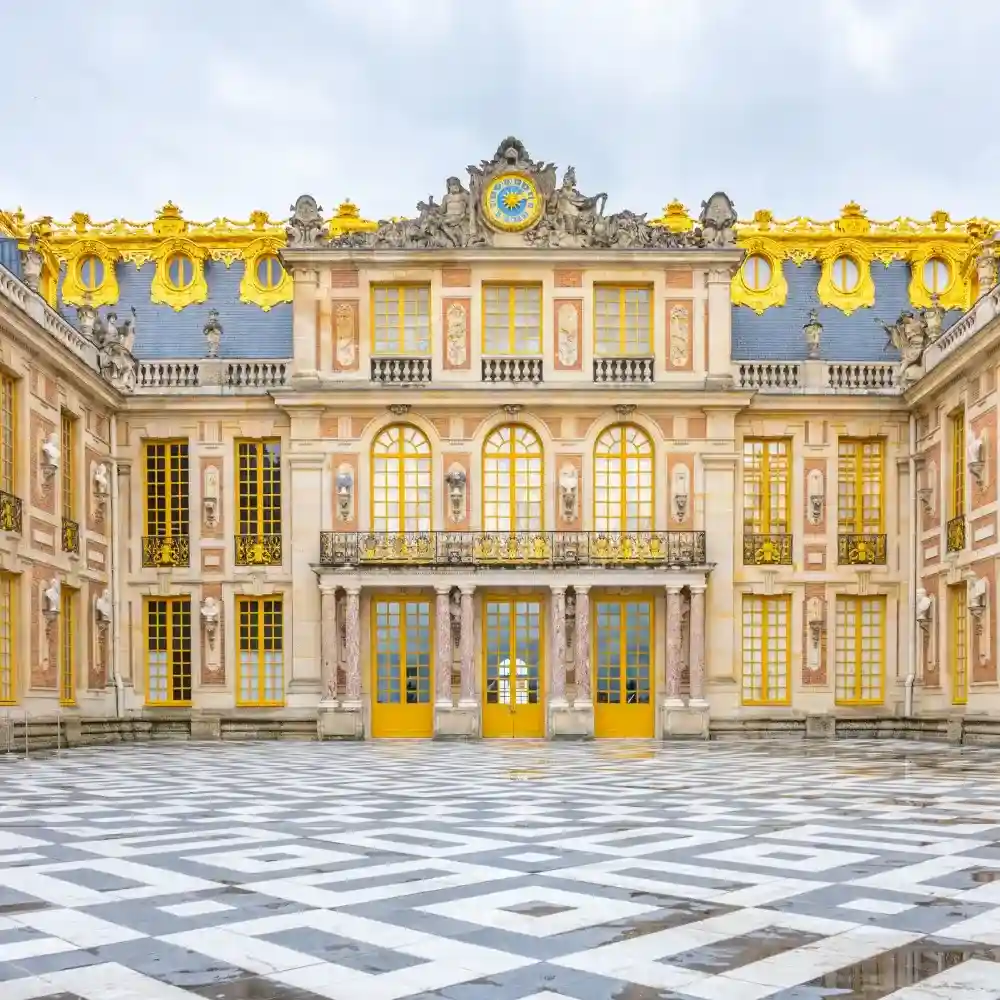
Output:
(135, 359), (290, 392)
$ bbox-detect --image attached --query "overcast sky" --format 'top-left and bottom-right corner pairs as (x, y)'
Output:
(1, 0), (996, 225)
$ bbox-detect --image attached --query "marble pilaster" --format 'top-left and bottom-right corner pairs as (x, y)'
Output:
(435, 585), (453, 705)
(574, 585), (591, 702)
(319, 586), (338, 704)
(549, 586), (567, 705)
(458, 584), (476, 706)
(689, 585), (707, 706)
(343, 586), (361, 706)
(665, 586), (684, 706)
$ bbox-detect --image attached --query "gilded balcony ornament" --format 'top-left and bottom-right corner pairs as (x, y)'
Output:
(743, 533), (793, 566)
(473, 533), (552, 565)
(142, 535), (191, 568)
(235, 534), (282, 567)
(61, 517), (80, 556)
(837, 533), (887, 566)
(946, 515), (966, 553)
(0, 490), (22, 534)
(357, 532), (435, 565)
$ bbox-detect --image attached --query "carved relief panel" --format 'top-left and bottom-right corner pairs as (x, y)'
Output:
(665, 300), (692, 371)
(442, 299), (471, 370)
(553, 299), (582, 371)
(332, 301), (359, 373)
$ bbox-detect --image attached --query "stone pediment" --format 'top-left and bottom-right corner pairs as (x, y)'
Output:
(286, 137), (737, 252)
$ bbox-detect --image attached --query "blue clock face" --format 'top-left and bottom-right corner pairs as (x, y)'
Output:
(483, 173), (542, 232)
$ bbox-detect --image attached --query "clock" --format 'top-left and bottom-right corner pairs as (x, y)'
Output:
(482, 172), (542, 232)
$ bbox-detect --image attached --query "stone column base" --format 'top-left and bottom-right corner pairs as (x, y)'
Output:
(317, 701), (364, 740)
(434, 701), (480, 739)
(662, 703), (709, 740)
(549, 699), (594, 739)
(190, 715), (221, 741)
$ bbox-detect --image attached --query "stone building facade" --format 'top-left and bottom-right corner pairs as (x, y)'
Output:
(0, 137), (997, 741)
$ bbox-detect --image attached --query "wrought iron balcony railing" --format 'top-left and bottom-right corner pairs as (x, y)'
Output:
(946, 514), (966, 553)
(235, 534), (283, 566)
(0, 490), (22, 534)
(837, 533), (887, 566)
(743, 533), (793, 566)
(319, 530), (707, 569)
(61, 517), (80, 555)
(142, 535), (191, 568)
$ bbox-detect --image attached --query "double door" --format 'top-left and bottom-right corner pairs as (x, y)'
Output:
(593, 597), (655, 738)
(482, 596), (545, 738)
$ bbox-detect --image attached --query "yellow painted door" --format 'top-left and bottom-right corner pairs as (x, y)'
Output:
(371, 597), (434, 738)
(594, 598), (655, 738)
(482, 597), (545, 738)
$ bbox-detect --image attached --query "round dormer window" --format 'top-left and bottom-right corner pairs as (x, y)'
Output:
(741, 254), (773, 291)
(831, 255), (861, 294)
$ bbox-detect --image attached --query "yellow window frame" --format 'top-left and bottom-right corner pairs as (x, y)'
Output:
(741, 594), (791, 706)
(834, 595), (885, 706)
(59, 586), (75, 706)
(144, 440), (190, 537)
(593, 597), (654, 705)
(236, 439), (282, 537)
(742, 439), (790, 534)
(236, 596), (285, 707)
(481, 283), (542, 356)
(0, 373), (15, 495)
(372, 595), (434, 707)
(593, 423), (654, 533)
(371, 283), (431, 355)
(371, 424), (433, 533)
(951, 411), (966, 518)
(837, 438), (884, 534)
(482, 424), (545, 533)
(144, 597), (192, 706)
(593, 284), (653, 356)
(0, 573), (15, 705)
(950, 584), (968, 706)
(61, 412), (75, 521)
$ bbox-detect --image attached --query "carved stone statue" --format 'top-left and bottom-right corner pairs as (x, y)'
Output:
(93, 462), (109, 497)
(77, 296), (97, 340)
(879, 297), (945, 384)
(200, 597), (220, 647)
(22, 232), (43, 292)
(203, 309), (223, 358)
(699, 192), (738, 247)
(286, 195), (326, 247)
(43, 578), (61, 616)
(552, 166), (607, 241)
(95, 589), (112, 624)
(41, 432), (60, 473)
(559, 465), (578, 522)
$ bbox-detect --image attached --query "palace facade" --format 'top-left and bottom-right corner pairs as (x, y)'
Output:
(0, 136), (998, 743)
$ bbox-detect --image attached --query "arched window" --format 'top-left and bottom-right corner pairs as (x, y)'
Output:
(371, 425), (432, 533)
(594, 424), (653, 533)
(483, 425), (544, 532)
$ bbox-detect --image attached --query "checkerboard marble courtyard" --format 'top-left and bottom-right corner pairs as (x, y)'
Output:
(3, 740), (1000, 999)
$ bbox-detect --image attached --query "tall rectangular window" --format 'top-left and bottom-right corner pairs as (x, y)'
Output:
(372, 285), (430, 354)
(594, 286), (652, 356)
(741, 595), (790, 705)
(483, 284), (541, 355)
(950, 584), (968, 705)
(0, 374), (15, 494)
(144, 441), (189, 537)
(237, 597), (284, 706)
(0, 574), (14, 704)
(236, 440), (282, 565)
(146, 597), (192, 706)
(951, 411), (966, 518)
(835, 596), (885, 705)
(61, 412), (76, 521)
(838, 439), (883, 534)
(743, 440), (790, 534)
(59, 587), (75, 706)
(374, 598), (431, 705)
(595, 599), (652, 704)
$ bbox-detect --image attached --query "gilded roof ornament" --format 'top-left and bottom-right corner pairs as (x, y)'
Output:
(153, 202), (187, 237)
(835, 202), (870, 236)
(650, 200), (693, 233)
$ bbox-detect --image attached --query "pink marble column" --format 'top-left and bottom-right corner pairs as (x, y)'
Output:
(574, 585), (591, 701)
(320, 586), (338, 703)
(343, 586), (362, 705)
(458, 584), (477, 705)
(689, 585), (707, 706)
(665, 586), (684, 705)
(549, 586), (566, 704)
(435, 585), (453, 705)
